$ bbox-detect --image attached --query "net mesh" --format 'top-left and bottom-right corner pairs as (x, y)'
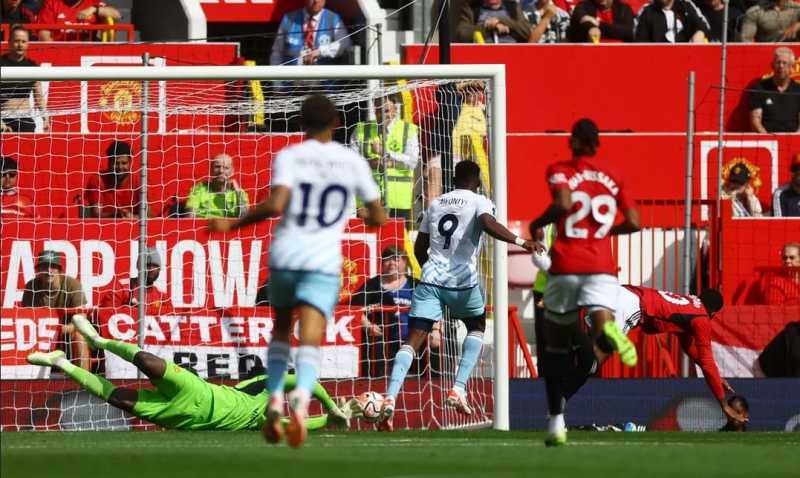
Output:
(0, 74), (498, 431)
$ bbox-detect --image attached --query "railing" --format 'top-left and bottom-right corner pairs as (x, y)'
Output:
(616, 199), (721, 295)
(1, 23), (135, 42)
(508, 306), (537, 378)
(508, 199), (723, 379)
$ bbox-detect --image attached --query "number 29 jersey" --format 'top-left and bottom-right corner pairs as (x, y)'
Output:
(269, 139), (381, 275)
(546, 156), (632, 275)
(418, 189), (495, 288)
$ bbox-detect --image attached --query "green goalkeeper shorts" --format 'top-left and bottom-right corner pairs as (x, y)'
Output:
(132, 362), (214, 430)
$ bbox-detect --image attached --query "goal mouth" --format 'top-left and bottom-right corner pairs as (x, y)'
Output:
(0, 65), (509, 432)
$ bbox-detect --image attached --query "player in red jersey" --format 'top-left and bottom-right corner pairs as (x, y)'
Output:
(528, 118), (640, 446)
(606, 285), (747, 425)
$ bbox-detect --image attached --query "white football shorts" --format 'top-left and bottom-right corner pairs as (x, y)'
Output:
(582, 284), (642, 334)
(543, 273), (621, 324)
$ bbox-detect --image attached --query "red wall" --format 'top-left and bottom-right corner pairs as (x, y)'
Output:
(721, 203), (800, 306)
(1, 134), (302, 218)
(1, 42), (239, 67)
(5, 132), (799, 220)
(404, 44), (799, 133)
(0, 42), (241, 133)
(508, 133), (799, 219)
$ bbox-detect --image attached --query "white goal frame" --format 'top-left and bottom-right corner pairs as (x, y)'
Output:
(0, 64), (510, 431)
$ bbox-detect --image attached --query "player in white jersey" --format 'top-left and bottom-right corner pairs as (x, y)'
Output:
(208, 95), (386, 447)
(378, 161), (537, 431)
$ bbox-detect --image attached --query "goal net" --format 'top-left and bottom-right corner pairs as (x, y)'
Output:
(0, 65), (509, 432)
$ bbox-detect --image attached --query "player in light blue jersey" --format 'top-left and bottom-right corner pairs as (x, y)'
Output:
(209, 94), (386, 447)
(378, 161), (537, 431)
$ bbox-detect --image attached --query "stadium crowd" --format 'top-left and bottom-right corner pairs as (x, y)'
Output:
(2, 0), (800, 46)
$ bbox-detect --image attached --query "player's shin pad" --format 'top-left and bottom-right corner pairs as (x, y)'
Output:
(454, 332), (483, 390)
(387, 344), (415, 399)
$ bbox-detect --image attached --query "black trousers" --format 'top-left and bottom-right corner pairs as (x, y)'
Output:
(6, 117), (35, 132)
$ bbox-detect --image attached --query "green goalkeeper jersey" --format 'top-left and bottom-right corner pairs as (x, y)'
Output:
(133, 367), (267, 431)
(203, 384), (268, 430)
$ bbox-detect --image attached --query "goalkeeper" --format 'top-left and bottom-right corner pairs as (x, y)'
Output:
(26, 315), (350, 432)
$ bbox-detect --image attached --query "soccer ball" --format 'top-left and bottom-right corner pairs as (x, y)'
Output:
(353, 391), (384, 422)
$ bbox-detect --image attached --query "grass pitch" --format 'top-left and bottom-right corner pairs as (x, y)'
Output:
(1, 430), (796, 478)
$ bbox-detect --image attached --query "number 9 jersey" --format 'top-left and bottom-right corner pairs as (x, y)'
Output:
(418, 189), (495, 288)
(268, 139), (381, 275)
(546, 157), (633, 275)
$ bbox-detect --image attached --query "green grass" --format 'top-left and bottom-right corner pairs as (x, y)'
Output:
(1, 430), (797, 478)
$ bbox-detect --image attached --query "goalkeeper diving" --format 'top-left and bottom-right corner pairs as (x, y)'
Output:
(26, 315), (351, 431)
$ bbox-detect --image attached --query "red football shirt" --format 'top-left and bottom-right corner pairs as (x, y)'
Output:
(546, 156), (632, 275)
(554, 0), (579, 13)
(625, 285), (725, 401)
(1, 189), (35, 218)
(83, 172), (140, 218)
(761, 271), (800, 305)
(597, 8), (614, 25)
(37, 0), (106, 41)
(99, 279), (171, 312)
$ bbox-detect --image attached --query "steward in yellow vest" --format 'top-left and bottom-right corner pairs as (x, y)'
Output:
(349, 96), (419, 220)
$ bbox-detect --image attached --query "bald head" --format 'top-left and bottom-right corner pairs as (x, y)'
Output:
(210, 154), (234, 186)
(783, 243), (800, 267)
(773, 47), (796, 84)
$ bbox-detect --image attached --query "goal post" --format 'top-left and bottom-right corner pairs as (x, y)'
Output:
(0, 64), (509, 431)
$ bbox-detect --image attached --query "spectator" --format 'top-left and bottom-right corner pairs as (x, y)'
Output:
(0, 26), (48, 133)
(567, 0), (635, 43)
(349, 95), (419, 220)
(99, 247), (170, 311)
(721, 162), (763, 217)
(740, 0), (800, 42)
(758, 321), (800, 377)
(698, 0), (743, 42)
(456, 0), (533, 43)
(555, 0), (580, 12)
(451, 81), (488, 176)
(772, 154), (800, 216)
(760, 243), (800, 305)
(37, 0), (120, 42)
(21, 249), (91, 369)
(81, 140), (141, 219)
(524, 0), (570, 43)
(719, 395), (750, 431)
(633, 0), (709, 43)
(185, 154), (250, 218)
(0, 0), (36, 23)
(782, 242), (800, 268)
(255, 280), (271, 306)
(1, 156), (34, 218)
(749, 48), (800, 133)
(350, 246), (416, 377)
(269, 0), (351, 66)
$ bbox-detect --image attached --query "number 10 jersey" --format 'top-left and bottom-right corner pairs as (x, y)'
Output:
(269, 139), (380, 275)
(418, 189), (495, 289)
(546, 156), (632, 275)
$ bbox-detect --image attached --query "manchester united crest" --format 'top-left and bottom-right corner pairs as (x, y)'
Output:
(723, 157), (763, 193)
(338, 258), (360, 302)
(98, 81), (142, 124)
